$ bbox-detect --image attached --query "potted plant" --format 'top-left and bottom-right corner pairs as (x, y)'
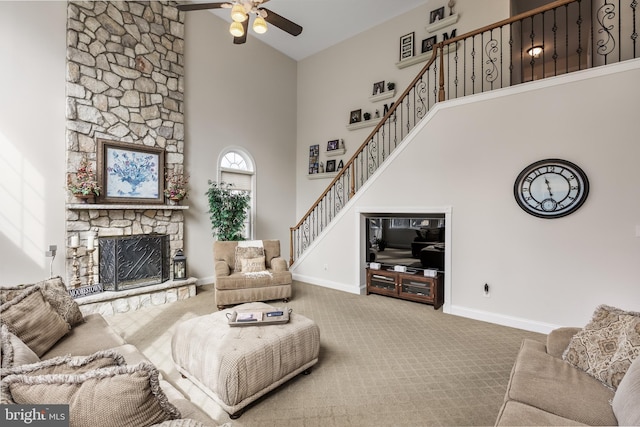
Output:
(164, 170), (189, 204)
(387, 82), (395, 91)
(363, 112), (371, 120)
(67, 157), (101, 203)
(206, 181), (250, 241)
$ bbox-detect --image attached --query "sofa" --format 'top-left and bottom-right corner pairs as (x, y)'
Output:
(495, 305), (640, 426)
(0, 277), (223, 427)
(213, 240), (292, 310)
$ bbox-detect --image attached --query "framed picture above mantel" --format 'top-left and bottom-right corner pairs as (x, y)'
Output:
(97, 138), (165, 204)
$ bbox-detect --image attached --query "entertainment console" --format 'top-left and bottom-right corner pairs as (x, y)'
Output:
(366, 267), (443, 309)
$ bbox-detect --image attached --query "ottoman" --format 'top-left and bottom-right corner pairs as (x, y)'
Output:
(171, 302), (320, 418)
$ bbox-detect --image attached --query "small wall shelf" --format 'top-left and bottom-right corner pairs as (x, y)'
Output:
(395, 42), (458, 69)
(67, 204), (189, 210)
(326, 148), (346, 157)
(347, 119), (378, 131)
(369, 89), (395, 103)
(426, 13), (459, 33)
(308, 172), (338, 180)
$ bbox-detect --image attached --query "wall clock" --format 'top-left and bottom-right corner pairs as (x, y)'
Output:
(514, 158), (589, 219)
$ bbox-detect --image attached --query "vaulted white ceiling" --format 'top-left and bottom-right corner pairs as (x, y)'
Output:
(182, 0), (431, 60)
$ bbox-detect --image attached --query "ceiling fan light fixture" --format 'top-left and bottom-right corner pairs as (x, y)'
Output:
(230, 21), (245, 37)
(253, 16), (268, 34)
(231, 3), (247, 22)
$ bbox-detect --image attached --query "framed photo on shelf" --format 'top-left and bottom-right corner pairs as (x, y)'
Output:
(429, 7), (445, 24)
(308, 144), (319, 174)
(97, 138), (164, 204)
(422, 36), (437, 53)
(372, 81), (385, 96)
(327, 139), (339, 151)
(399, 32), (414, 61)
(326, 160), (336, 173)
(350, 109), (362, 124)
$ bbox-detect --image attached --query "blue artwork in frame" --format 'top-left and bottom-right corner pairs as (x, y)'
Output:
(97, 139), (165, 204)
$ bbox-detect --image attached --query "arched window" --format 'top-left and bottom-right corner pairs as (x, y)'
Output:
(218, 148), (256, 239)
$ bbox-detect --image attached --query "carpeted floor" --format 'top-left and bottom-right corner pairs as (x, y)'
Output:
(106, 281), (543, 427)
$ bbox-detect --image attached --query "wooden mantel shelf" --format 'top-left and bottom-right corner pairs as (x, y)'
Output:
(67, 203), (189, 210)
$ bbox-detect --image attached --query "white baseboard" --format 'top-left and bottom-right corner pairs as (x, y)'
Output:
(292, 273), (363, 295)
(449, 305), (561, 334)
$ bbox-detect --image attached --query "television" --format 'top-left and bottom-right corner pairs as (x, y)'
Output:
(366, 214), (445, 272)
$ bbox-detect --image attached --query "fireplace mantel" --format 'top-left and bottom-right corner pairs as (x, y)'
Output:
(67, 204), (189, 210)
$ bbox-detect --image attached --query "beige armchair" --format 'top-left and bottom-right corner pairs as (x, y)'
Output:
(213, 239), (292, 310)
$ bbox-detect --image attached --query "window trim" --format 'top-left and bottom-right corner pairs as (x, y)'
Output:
(217, 147), (256, 239)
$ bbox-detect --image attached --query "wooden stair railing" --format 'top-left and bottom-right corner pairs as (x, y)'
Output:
(290, 0), (638, 265)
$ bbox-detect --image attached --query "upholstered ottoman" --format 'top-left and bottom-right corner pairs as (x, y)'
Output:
(171, 302), (320, 418)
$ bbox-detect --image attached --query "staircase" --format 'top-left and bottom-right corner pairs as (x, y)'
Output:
(290, 0), (638, 265)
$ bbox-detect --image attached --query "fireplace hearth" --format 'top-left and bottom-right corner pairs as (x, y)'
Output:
(99, 234), (170, 291)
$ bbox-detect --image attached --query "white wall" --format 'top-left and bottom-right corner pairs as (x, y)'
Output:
(183, 10), (297, 283)
(0, 2), (67, 283)
(292, 60), (640, 333)
(296, 0), (510, 216)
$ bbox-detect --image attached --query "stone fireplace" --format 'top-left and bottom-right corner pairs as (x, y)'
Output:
(64, 1), (191, 313)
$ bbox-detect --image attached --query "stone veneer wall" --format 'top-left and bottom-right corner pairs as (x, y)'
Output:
(65, 1), (185, 287)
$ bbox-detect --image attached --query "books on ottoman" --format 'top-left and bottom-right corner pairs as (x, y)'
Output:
(227, 307), (291, 326)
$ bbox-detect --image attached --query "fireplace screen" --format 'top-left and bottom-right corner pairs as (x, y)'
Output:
(99, 234), (170, 291)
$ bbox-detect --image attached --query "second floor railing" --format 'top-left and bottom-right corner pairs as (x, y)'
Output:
(290, 0), (638, 265)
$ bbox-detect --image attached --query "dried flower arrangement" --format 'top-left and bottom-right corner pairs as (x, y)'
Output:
(67, 157), (101, 198)
(164, 170), (189, 200)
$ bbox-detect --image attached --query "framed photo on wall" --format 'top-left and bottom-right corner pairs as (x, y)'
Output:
(372, 81), (385, 95)
(399, 32), (414, 61)
(429, 7), (445, 24)
(97, 138), (164, 204)
(308, 144), (319, 174)
(422, 36), (437, 53)
(350, 109), (362, 124)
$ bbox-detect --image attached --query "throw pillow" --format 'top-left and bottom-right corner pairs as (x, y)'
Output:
(563, 304), (640, 389)
(1, 349), (125, 379)
(0, 286), (70, 357)
(612, 356), (640, 426)
(0, 325), (39, 369)
(0, 350), (125, 405)
(0, 277), (84, 326)
(234, 246), (264, 272)
(241, 256), (266, 273)
(2, 362), (181, 426)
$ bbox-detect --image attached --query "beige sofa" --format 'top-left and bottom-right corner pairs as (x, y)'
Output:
(496, 305), (640, 426)
(213, 240), (292, 310)
(0, 277), (221, 427)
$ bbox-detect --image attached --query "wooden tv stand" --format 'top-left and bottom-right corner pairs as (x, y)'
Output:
(366, 268), (443, 309)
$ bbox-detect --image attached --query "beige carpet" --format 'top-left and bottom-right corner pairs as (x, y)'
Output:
(106, 281), (544, 426)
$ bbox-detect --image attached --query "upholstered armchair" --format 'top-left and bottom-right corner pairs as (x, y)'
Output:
(213, 239), (292, 310)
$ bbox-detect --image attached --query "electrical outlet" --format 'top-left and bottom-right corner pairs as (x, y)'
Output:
(45, 245), (57, 258)
(483, 283), (490, 298)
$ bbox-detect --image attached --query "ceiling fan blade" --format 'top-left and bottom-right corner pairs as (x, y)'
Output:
(233, 19), (248, 44)
(261, 7), (303, 36)
(177, 2), (230, 11)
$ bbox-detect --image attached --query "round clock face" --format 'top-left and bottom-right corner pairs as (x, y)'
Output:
(514, 159), (589, 218)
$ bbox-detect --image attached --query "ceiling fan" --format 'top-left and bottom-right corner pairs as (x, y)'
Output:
(177, 1), (303, 45)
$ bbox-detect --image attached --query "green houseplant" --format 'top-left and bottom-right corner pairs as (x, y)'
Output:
(206, 181), (250, 241)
